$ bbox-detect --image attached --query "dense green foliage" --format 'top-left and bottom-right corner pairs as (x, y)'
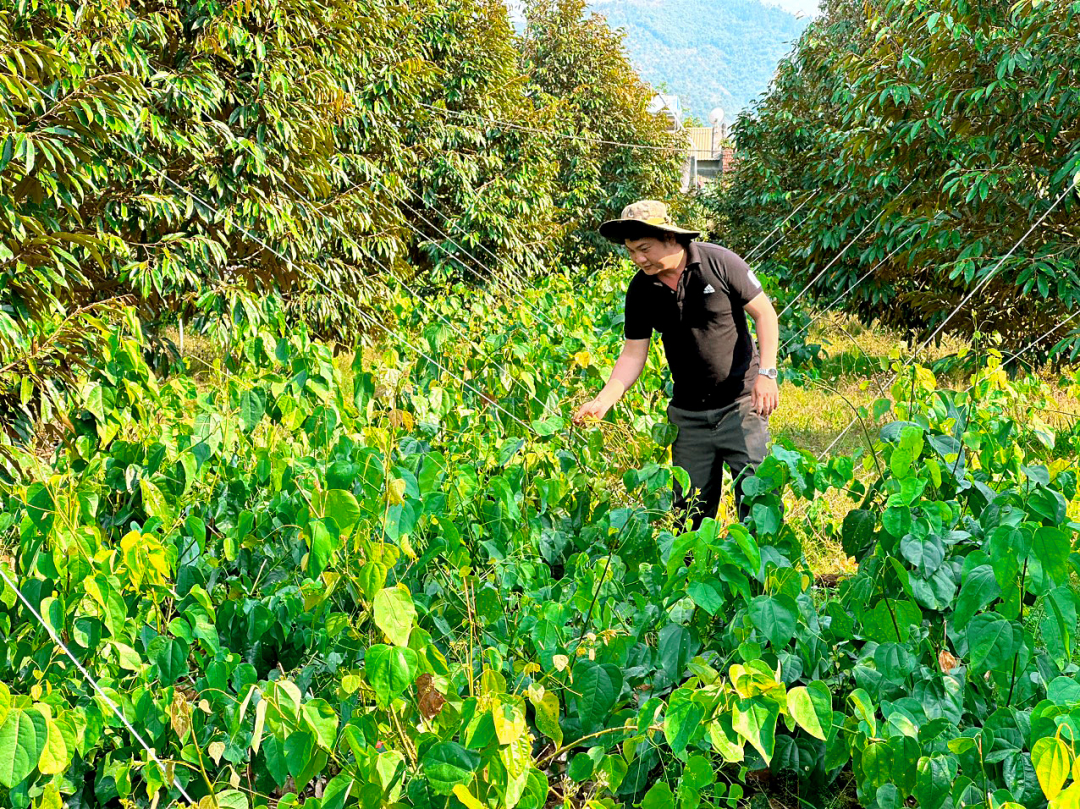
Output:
(705, 0), (1080, 354)
(6, 2), (1080, 808)
(3, 263), (1080, 808)
(588, 0), (810, 119)
(521, 0), (685, 259)
(0, 0), (679, 442)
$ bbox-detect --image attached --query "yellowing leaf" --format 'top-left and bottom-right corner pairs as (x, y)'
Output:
(1034, 736), (1071, 800)
(527, 685), (562, 747)
(387, 478), (407, 505)
(553, 654), (570, 673)
(208, 741), (225, 765)
(493, 699), (527, 745)
(251, 699), (267, 755)
(1051, 783), (1080, 809)
(168, 691), (192, 741)
(38, 783), (63, 809)
(373, 584), (416, 647)
(36, 717), (69, 775)
(453, 783), (485, 809)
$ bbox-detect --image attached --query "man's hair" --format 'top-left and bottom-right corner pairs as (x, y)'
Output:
(622, 224), (692, 247)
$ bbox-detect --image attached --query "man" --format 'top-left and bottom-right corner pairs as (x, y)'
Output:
(573, 200), (780, 527)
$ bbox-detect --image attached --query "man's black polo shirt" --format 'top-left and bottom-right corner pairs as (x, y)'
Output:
(623, 241), (763, 411)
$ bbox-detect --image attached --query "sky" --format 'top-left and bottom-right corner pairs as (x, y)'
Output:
(507, 0), (820, 23)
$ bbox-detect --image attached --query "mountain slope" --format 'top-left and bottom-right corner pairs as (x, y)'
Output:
(588, 0), (810, 120)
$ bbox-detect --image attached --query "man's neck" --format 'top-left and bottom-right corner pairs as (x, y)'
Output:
(656, 247), (688, 290)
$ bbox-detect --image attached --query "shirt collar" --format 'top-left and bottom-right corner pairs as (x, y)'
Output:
(684, 241), (702, 268)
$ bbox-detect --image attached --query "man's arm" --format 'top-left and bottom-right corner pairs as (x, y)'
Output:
(744, 292), (780, 417)
(572, 339), (650, 424)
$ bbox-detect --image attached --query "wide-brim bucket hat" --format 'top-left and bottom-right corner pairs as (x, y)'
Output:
(599, 199), (700, 244)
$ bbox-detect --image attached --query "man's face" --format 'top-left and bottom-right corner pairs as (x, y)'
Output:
(625, 236), (684, 275)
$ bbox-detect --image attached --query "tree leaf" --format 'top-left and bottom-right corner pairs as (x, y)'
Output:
(365, 644), (417, 708)
(526, 685), (562, 748)
(216, 790), (249, 809)
(0, 708), (48, 788)
(323, 489), (362, 536)
(748, 594), (797, 649)
(861, 741), (893, 790)
(786, 681), (832, 741)
(575, 660), (622, 733)
(1032, 527), (1071, 585)
(423, 741), (480, 795)
(913, 755), (955, 809)
(953, 565), (1001, 630)
(156, 638), (188, 685)
(493, 698), (527, 746)
(302, 699), (339, 751)
(373, 584), (416, 647)
(658, 623), (692, 681)
(641, 781), (675, 809)
(1032, 736), (1070, 800)
(238, 388), (266, 433)
(36, 717), (69, 775)
(664, 698), (706, 759)
(732, 696), (778, 763)
(307, 519), (336, 578)
(688, 580), (724, 615)
(966, 613), (1017, 673)
(284, 730), (314, 778)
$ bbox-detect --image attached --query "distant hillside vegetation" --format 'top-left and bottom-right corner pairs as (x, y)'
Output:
(588, 0), (810, 120)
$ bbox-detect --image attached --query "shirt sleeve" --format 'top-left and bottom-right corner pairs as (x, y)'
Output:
(623, 279), (653, 340)
(717, 248), (764, 307)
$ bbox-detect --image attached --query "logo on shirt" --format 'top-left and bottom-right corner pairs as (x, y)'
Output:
(703, 283), (716, 294)
(746, 269), (762, 289)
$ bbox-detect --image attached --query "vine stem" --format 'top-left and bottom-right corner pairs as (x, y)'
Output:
(1006, 556), (1029, 706)
(535, 723), (663, 769)
(808, 379), (884, 480)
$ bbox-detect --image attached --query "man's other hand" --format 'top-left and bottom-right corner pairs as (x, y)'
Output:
(573, 397), (613, 425)
(752, 376), (779, 418)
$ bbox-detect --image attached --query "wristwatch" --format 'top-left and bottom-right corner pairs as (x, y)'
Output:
(758, 367), (778, 380)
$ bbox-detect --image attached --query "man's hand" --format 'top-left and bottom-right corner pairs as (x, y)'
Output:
(573, 396), (614, 425)
(752, 375), (779, 418)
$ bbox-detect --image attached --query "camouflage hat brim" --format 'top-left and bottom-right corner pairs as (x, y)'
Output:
(598, 217), (700, 244)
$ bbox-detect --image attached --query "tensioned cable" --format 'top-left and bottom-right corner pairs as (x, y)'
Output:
(270, 172), (576, 433)
(419, 102), (686, 153)
(1003, 310), (1080, 371)
(158, 181), (536, 433)
(7, 98), (538, 774)
(0, 565), (197, 804)
(780, 233), (917, 353)
(26, 105), (540, 436)
(277, 172), (660, 463)
(394, 182), (535, 293)
(779, 179), (916, 318)
(743, 189), (822, 263)
(815, 305), (1080, 465)
(278, 176), (568, 427)
(815, 176), (1079, 460)
(919, 180), (1078, 350)
(368, 187), (550, 326)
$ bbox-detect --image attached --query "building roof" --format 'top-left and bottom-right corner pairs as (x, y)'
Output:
(648, 93), (681, 116)
(648, 93), (683, 130)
